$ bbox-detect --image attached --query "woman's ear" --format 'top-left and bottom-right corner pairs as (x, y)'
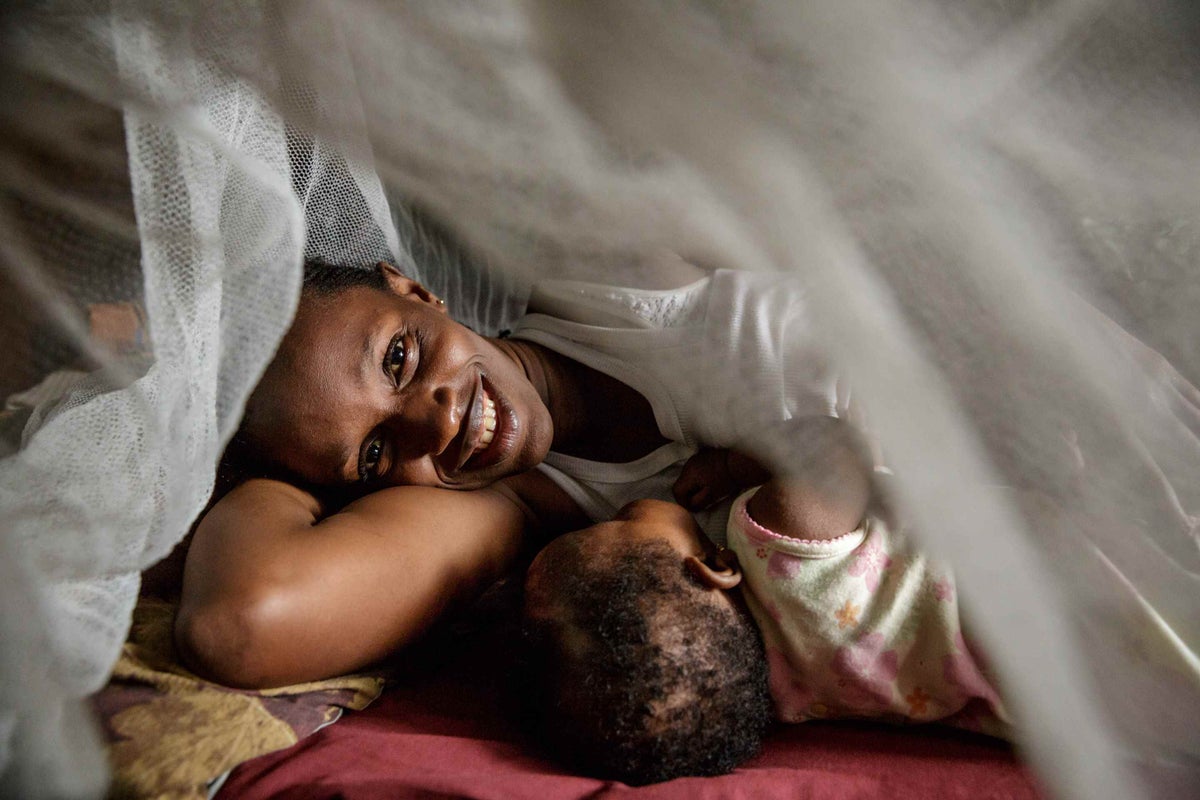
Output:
(684, 549), (742, 591)
(376, 262), (447, 313)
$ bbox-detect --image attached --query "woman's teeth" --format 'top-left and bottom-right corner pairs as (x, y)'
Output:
(480, 395), (497, 447)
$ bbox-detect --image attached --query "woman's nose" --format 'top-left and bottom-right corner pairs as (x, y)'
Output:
(385, 383), (461, 458)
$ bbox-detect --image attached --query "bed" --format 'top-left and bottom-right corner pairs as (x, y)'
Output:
(214, 608), (1041, 800)
(89, 585), (1040, 800)
(212, 592), (1041, 800)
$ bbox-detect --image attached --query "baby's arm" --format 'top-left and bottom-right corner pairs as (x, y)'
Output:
(176, 469), (580, 688)
(674, 417), (873, 541)
(673, 447), (772, 511)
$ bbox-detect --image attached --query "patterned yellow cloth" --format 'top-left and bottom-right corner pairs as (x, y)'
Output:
(92, 598), (386, 800)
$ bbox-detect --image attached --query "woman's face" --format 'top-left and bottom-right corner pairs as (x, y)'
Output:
(244, 272), (553, 491)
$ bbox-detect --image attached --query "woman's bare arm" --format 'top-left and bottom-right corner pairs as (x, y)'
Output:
(176, 471), (576, 688)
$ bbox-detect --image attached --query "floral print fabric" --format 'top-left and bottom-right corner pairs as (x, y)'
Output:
(728, 490), (1009, 736)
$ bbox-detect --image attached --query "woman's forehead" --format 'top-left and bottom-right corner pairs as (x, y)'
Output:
(293, 284), (388, 333)
(282, 284), (419, 378)
(245, 368), (360, 481)
(270, 305), (367, 394)
(243, 295), (389, 474)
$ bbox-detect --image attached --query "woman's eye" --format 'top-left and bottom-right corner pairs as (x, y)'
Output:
(361, 438), (383, 480)
(386, 336), (406, 381)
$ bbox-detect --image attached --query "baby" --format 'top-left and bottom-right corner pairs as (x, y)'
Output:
(518, 441), (1009, 785)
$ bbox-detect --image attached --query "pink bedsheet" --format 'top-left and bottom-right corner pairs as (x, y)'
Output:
(219, 623), (1043, 800)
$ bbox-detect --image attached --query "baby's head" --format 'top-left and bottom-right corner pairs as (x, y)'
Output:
(233, 261), (553, 490)
(519, 499), (771, 785)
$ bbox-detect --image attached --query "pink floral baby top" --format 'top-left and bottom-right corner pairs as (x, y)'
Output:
(727, 489), (1010, 736)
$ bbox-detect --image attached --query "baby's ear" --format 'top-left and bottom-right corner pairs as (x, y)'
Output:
(377, 262), (447, 312)
(685, 550), (742, 591)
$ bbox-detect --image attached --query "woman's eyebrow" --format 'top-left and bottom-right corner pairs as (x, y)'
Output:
(361, 329), (380, 380)
(323, 439), (360, 485)
(323, 331), (384, 485)
(340, 445), (361, 484)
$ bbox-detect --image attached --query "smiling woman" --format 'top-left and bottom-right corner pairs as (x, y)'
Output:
(238, 261), (555, 490)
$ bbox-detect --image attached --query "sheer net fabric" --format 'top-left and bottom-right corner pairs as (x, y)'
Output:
(1, 1), (1198, 798)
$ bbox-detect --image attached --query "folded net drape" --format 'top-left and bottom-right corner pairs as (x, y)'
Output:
(2, 2), (1197, 797)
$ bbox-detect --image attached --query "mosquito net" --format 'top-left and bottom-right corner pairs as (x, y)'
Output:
(1, 1), (1197, 798)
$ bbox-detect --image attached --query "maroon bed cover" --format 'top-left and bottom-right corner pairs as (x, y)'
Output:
(219, 617), (1043, 800)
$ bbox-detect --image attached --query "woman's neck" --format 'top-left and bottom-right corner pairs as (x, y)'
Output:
(491, 338), (667, 462)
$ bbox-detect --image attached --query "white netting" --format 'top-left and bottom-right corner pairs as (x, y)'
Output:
(1, 1), (1197, 798)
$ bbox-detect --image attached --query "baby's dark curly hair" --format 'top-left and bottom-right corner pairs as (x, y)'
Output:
(517, 537), (772, 785)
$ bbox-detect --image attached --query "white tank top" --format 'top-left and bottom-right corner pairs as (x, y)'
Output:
(511, 269), (848, 542)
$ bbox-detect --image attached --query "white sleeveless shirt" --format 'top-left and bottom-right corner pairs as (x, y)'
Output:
(511, 269), (848, 542)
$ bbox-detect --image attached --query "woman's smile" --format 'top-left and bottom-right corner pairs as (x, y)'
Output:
(455, 377), (503, 471)
(460, 378), (518, 473)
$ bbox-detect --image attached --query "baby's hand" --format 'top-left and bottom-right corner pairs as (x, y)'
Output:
(673, 448), (772, 511)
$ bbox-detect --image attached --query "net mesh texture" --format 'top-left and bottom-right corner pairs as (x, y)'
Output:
(1, 1), (1198, 798)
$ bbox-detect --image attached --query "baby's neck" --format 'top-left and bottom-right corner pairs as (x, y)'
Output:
(491, 338), (668, 463)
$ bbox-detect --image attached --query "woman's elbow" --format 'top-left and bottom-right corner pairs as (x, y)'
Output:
(174, 590), (287, 690)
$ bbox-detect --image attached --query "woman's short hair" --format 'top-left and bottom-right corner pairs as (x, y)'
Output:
(300, 260), (390, 296)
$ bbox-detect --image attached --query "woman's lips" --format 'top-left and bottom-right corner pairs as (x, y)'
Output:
(455, 377), (488, 471)
(445, 374), (518, 482)
(463, 378), (515, 472)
